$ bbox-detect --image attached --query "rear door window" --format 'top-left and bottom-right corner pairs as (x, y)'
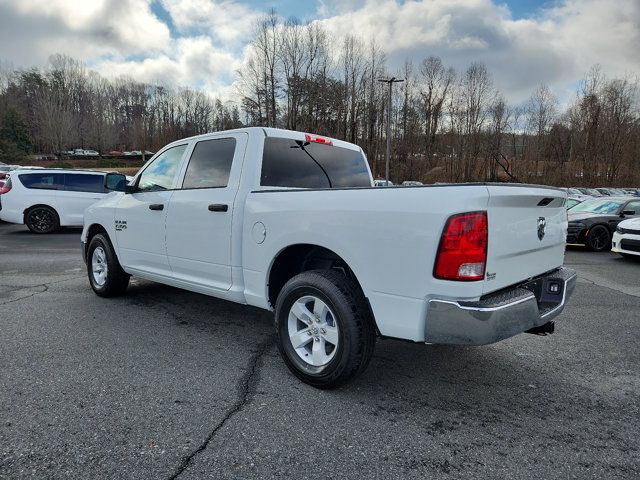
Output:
(260, 137), (371, 188)
(19, 173), (65, 190)
(64, 174), (104, 193)
(182, 138), (236, 189)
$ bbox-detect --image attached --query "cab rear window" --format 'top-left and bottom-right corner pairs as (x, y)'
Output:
(260, 137), (371, 189)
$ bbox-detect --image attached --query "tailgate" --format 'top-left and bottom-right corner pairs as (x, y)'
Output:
(483, 185), (567, 295)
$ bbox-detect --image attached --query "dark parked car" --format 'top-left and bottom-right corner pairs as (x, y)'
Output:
(567, 197), (640, 251)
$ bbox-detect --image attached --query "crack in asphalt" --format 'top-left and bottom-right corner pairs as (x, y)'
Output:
(167, 339), (272, 480)
(0, 275), (85, 305)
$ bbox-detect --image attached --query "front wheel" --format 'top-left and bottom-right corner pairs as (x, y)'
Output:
(87, 233), (130, 297)
(275, 270), (376, 389)
(585, 225), (611, 252)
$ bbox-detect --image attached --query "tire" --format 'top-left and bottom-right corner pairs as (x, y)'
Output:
(87, 233), (130, 297)
(275, 269), (376, 389)
(585, 225), (611, 252)
(25, 206), (59, 234)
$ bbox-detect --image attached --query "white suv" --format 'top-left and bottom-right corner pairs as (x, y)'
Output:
(0, 169), (122, 233)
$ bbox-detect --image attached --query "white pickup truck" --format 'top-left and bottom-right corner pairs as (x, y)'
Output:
(81, 127), (576, 388)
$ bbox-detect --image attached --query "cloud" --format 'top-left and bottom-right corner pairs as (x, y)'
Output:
(313, 0), (640, 103)
(93, 36), (240, 98)
(0, 0), (171, 65)
(160, 0), (260, 44)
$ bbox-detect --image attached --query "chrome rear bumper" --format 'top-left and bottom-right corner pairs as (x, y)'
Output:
(425, 267), (577, 345)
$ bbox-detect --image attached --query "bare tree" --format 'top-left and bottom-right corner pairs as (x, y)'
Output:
(526, 84), (558, 178)
(418, 56), (454, 160)
(253, 10), (280, 127)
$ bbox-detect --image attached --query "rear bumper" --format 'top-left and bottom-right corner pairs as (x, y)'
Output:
(425, 267), (577, 345)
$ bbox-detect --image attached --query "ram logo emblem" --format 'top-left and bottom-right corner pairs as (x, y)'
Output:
(537, 217), (546, 241)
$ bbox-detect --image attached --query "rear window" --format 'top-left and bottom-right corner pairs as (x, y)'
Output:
(64, 174), (104, 193)
(19, 173), (64, 190)
(260, 137), (371, 189)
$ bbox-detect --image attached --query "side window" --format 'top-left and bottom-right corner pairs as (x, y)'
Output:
(624, 201), (640, 215)
(19, 173), (64, 190)
(182, 138), (236, 189)
(64, 174), (104, 193)
(138, 144), (187, 192)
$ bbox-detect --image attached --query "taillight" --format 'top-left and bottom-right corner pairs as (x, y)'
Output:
(434, 211), (488, 281)
(305, 133), (332, 145)
(0, 179), (10, 195)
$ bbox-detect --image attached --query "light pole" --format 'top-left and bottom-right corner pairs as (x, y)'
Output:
(378, 77), (404, 186)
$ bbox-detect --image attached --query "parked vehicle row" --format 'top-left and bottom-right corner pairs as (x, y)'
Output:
(58, 149), (155, 157)
(569, 186), (640, 197)
(567, 196), (640, 251)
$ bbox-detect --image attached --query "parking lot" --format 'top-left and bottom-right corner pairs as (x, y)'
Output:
(1, 221), (638, 479)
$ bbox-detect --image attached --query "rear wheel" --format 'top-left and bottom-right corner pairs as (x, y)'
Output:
(275, 269), (376, 389)
(87, 233), (130, 297)
(25, 206), (59, 234)
(585, 225), (611, 252)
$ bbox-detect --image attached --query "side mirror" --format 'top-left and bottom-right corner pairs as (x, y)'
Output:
(621, 210), (636, 217)
(105, 173), (128, 192)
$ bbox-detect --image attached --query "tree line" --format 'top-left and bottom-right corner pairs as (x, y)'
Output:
(1, 11), (639, 186)
(0, 55), (242, 163)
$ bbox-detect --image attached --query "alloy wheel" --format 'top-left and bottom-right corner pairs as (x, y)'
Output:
(287, 295), (339, 367)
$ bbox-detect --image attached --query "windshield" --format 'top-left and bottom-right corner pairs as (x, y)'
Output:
(570, 198), (624, 215)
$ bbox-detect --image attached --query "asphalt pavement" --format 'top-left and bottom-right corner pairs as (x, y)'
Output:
(1, 221), (638, 479)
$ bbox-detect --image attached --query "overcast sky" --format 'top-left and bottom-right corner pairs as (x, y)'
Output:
(0, 0), (638, 105)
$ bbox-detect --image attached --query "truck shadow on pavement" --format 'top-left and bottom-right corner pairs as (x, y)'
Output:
(121, 278), (567, 399)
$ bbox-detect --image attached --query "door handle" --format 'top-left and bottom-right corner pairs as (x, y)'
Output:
(208, 204), (228, 212)
(149, 204), (164, 211)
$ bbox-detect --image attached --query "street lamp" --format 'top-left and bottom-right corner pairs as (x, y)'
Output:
(378, 77), (404, 186)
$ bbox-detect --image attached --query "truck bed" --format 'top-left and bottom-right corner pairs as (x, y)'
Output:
(241, 182), (567, 341)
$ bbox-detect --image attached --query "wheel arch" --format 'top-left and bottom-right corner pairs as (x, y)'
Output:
(84, 223), (110, 261)
(266, 243), (369, 312)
